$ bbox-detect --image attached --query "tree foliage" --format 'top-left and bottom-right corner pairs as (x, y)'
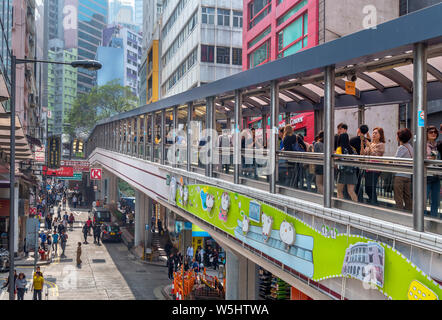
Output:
(67, 80), (137, 137)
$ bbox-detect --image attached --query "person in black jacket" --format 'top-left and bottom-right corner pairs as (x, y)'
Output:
(282, 125), (305, 188)
(167, 254), (175, 280)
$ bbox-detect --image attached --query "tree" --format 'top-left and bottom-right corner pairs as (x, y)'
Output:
(67, 80), (137, 137)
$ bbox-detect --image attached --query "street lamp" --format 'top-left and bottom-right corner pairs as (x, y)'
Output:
(8, 56), (101, 300)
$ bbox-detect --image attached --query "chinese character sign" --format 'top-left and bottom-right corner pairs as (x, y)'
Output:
(48, 136), (61, 169)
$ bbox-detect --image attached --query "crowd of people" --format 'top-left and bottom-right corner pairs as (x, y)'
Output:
(277, 122), (442, 217)
(166, 245), (223, 280)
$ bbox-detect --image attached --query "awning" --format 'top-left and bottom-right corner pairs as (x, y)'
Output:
(0, 113), (33, 160)
(0, 73), (9, 102)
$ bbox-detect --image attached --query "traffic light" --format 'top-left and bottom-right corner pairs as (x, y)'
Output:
(72, 139), (78, 153)
(78, 140), (83, 153)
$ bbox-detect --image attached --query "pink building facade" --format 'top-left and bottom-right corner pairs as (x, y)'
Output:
(242, 0), (319, 71)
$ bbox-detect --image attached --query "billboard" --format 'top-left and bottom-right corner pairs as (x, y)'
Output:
(63, 0), (78, 49)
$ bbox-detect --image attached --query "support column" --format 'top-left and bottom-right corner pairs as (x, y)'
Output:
(134, 189), (143, 247)
(187, 103), (193, 171)
(226, 250), (239, 300)
(145, 196), (153, 249)
(413, 42), (428, 232)
(206, 96), (215, 177)
(324, 66), (335, 208)
(173, 106), (178, 167)
(234, 90), (242, 184)
(161, 110), (165, 164)
(357, 105), (365, 128)
(144, 114), (148, 159)
(269, 80), (279, 194)
(151, 113), (155, 162)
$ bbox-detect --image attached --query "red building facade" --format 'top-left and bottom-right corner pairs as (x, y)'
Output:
(242, 0), (319, 71)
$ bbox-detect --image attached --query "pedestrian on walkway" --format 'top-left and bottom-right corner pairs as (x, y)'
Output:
(57, 205), (61, 219)
(72, 194), (78, 209)
(62, 196), (66, 210)
(2, 270), (17, 299)
(60, 231), (68, 257)
(63, 211), (69, 222)
(31, 268), (44, 300)
(16, 273), (27, 301)
(151, 215), (155, 233)
(82, 224), (89, 244)
(93, 223), (101, 245)
(157, 219), (163, 235)
(167, 254), (174, 280)
(46, 235), (52, 258)
(52, 231), (59, 255)
(68, 213), (75, 231)
(39, 232), (47, 251)
(76, 242), (82, 268)
(86, 218), (93, 236)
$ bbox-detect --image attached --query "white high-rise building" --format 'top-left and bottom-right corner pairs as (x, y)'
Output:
(160, 0), (243, 98)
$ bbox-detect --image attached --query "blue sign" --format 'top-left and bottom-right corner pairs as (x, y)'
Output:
(145, 224), (149, 231)
(418, 111), (425, 127)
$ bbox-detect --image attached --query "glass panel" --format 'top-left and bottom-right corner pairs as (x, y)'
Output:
(139, 115), (145, 158)
(165, 109), (174, 165)
(214, 102), (233, 177)
(146, 114), (152, 160)
(277, 0), (308, 26)
(177, 106), (188, 169)
(250, 40), (269, 68)
(191, 105), (206, 169)
(153, 112), (162, 163)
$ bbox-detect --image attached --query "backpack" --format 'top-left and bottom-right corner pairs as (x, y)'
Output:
(338, 147), (357, 175)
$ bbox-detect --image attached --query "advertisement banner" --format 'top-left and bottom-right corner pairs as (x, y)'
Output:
(43, 166), (74, 177)
(61, 160), (90, 172)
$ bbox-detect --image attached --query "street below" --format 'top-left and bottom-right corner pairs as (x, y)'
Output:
(0, 206), (170, 300)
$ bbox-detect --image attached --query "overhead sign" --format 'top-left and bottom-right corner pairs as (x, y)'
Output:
(90, 168), (102, 180)
(345, 81), (356, 95)
(47, 136), (61, 169)
(34, 146), (46, 164)
(58, 172), (83, 181)
(43, 166), (74, 177)
(61, 160), (90, 172)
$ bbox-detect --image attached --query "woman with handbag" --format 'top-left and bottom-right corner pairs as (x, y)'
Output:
(393, 128), (413, 211)
(426, 126), (440, 217)
(336, 133), (358, 202)
(361, 127), (385, 205)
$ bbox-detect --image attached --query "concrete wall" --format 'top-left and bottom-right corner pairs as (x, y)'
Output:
(322, 0), (400, 43)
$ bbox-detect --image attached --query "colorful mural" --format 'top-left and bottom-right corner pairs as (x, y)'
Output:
(172, 182), (442, 300)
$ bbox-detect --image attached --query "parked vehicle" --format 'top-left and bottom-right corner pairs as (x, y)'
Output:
(93, 209), (112, 225)
(102, 224), (122, 242)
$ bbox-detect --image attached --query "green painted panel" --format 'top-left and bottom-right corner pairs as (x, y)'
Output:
(172, 183), (442, 300)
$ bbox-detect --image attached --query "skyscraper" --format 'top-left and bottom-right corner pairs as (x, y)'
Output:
(77, 0), (108, 94)
(134, 0), (143, 26)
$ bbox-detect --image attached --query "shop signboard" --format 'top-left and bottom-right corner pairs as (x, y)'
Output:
(47, 136), (61, 169)
(43, 166), (74, 177)
(25, 218), (40, 251)
(58, 172), (82, 181)
(172, 182), (442, 300)
(61, 160), (90, 172)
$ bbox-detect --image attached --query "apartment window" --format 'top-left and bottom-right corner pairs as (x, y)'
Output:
(201, 45), (214, 63)
(277, 0), (308, 26)
(248, 26), (271, 49)
(249, 40), (270, 68)
(249, 0), (271, 29)
(217, 8), (230, 26)
(233, 11), (243, 28)
(202, 7), (215, 25)
(277, 13), (308, 58)
(216, 46), (230, 64)
(232, 48), (242, 66)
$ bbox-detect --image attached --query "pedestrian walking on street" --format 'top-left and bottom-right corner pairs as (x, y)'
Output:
(167, 254), (174, 280)
(69, 213), (75, 231)
(157, 219), (163, 235)
(31, 268), (44, 300)
(72, 194), (78, 209)
(82, 224), (89, 244)
(52, 231), (59, 256)
(16, 273), (27, 301)
(86, 217), (93, 236)
(93, 224), (101, 245)
(60, 231), (68, 257)
(57, 205), (61, 219)
(46, 235), (52, 258)
(76, 242), (82, 268)
(151, 215), (155, 233)
(2, 270), (17, 299)
(39, 232), (47, 251)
